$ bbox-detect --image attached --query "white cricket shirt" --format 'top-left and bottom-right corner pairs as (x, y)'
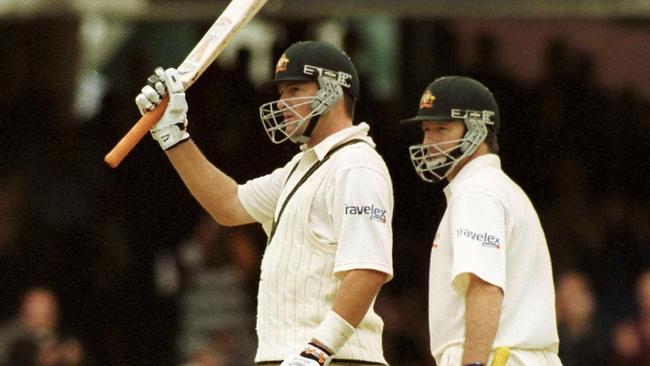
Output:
(238, 122), (393, 363)
(429, 154), (559, 363)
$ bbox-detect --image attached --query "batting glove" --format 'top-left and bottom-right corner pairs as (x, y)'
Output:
(135, 67), (190, 150)
(280, 342), (333, 366)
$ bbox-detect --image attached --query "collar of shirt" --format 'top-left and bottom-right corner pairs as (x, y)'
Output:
(299, 122), (375, 161)
(443, 153), (501, 199)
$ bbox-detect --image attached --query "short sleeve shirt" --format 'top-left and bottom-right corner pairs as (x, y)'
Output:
(428, 154), (559, 361)
(238, 123), (394, 279)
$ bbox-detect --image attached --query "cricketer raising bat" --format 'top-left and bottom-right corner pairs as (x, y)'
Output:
(104, 0), (268, 168)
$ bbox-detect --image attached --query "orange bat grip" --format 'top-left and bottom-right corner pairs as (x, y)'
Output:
(104, 96), (169, 168)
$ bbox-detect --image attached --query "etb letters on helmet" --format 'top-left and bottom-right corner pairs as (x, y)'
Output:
(451, 108), (496, 125)
(303, 65), (352, 88)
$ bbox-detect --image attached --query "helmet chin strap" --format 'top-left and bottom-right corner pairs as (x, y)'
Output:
(290, 116), (317, 144)
(289, 73), (344, 144)
(288, 113), (318, 144)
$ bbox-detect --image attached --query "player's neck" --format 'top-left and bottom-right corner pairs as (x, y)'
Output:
(306, 110), (352, 148)
(446, 144), (490, 182)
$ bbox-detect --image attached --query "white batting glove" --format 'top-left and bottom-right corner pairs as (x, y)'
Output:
(280, 342), (333, 366)
(135, 67), (190, 150)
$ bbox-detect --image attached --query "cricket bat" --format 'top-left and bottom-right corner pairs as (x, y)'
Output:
(104, 0), (268, 168)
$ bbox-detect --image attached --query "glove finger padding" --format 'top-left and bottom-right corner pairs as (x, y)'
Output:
(142, 85), (162, 104)
(135, 92), (156, 115)
(144, 67), (190, 150)
(149, 67), (167, 95)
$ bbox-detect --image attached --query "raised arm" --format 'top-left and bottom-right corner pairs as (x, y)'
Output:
(165, 141), (254, 226)
(136, 67), (254, 226)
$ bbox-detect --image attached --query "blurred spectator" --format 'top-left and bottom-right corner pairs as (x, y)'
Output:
(180, 329), (239, 366)
(635, 270), (650, 363)
(609, 270), (650, 365)
(0, 317), (21, 365)
(154, 215), (259, 366)
(1, 287), (88, 366)
(610, 320), (643, 365)
(181, 349), (221, 366)
(555, 270), (609, 365)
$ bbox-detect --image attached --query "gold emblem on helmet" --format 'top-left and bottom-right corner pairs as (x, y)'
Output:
(275, 54), (290, 73)
(419, 90), (436, 109)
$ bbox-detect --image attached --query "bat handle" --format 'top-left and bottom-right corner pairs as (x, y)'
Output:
(490, 346), (511, 366)
(104, 96), (169, 168)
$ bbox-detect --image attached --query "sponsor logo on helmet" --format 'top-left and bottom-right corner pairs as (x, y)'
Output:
(344, 203), (387, 223)
(275, 54), (290, 74)
(303, 65), (352, 88)
(451, 109), (495, 124)
(456, 227), (502, 249)
(419, 90), (436, 110)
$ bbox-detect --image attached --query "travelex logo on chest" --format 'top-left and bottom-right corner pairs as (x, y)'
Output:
(344, 204), (387, 223)
(456, 228), (502, 249)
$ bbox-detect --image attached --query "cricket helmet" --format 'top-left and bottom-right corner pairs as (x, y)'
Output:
(258, 41), (360, 144)
(401, 76), (499, 183)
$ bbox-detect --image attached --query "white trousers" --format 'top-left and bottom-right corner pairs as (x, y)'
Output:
(437, 345), (563, 366)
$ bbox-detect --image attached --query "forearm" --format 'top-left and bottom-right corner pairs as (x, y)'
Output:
(310, 269), (386, 353)
(462, 274), (504, 365)
(135, 68), (254, 226)
(332, 269), (386, 326)
(165, 139), (254, 226)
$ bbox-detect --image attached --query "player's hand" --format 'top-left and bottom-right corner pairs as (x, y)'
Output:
(135, 67), (190, 150)
(280, 342), (333, 366)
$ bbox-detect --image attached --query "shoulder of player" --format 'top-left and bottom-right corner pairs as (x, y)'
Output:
(452, 189), (502, 208)
(459, 163), (510, 189)
(451, 170), (518, 211)
(331, 141), (381, 163)
(453, 166), (506, 195)
(330, 143), (389, 173)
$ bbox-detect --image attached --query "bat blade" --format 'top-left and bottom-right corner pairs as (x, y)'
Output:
(177, 0), (267, 89)
(104, 0), (268, 168)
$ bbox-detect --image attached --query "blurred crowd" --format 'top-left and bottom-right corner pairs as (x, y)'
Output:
(1, 14), (649, 366)
(0, 288), (87, 366)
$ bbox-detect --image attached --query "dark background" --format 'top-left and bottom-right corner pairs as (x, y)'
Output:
(1, 2), (649, 365)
